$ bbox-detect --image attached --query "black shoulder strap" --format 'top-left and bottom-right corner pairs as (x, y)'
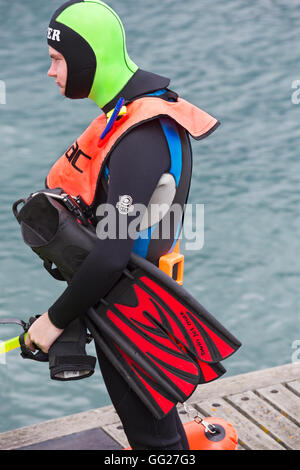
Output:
(124, 89), (179, 105)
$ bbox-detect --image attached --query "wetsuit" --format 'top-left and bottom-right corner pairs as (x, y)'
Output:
(47, 70), (192, 450)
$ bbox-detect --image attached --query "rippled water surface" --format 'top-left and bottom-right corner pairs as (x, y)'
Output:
(0, 0), (300, 432)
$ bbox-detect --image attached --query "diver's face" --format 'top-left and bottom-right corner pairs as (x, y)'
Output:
(48, 46), (67, 96)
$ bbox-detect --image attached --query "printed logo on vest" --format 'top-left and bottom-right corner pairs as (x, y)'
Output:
(65, 141), (91, 173)
(48, 28), (61, 42)
(116, 195), (134, 215)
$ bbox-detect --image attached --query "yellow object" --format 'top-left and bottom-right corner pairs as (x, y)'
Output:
(0, 333), (26, 354)
(159, 240), (184, 285)
(106, 105), (128, 123)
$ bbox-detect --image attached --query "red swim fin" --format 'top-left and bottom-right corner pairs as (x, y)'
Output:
(88, 299), (201, 405)
(86, 254), (239, 418)
(86, 316), (225, 420)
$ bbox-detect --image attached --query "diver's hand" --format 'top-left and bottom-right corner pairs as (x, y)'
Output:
(25, 312), (64, 353)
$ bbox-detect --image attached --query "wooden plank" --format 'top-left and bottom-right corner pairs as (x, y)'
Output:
(227, 390), (300, 450)
(286, 380), (300, 397)
(189, 363), (300, 403)
(256, 384), (300, 427)
(177, 403), (206, 424)
(196, 398), (284, 450)
(0, 406), (118, 450)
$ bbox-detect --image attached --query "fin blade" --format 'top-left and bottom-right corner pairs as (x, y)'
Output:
(90, 302), (200, 404)
(85, 255), (241, 419)
(138, 274), (241, 363)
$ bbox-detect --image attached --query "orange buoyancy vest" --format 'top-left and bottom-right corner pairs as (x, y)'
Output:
(47, 96), (219, 207)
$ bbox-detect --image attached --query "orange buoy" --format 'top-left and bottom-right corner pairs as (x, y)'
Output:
(184, 417), (238, 450)
(125, 417), (238, 450)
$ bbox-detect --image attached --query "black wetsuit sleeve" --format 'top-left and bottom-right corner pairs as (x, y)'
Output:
(48, 119), (170, 329)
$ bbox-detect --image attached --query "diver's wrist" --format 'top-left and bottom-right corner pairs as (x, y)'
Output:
(48, 307), (66, 330)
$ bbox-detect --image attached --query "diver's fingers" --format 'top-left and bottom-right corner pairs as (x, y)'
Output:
(25, 332), (37, 352)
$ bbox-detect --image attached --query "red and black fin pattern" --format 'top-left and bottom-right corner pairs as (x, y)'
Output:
(86, 254), (241, 420)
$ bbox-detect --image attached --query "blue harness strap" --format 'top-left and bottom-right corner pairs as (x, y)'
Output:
(159, 117), (182, 187)
(133, 91), (183, 259)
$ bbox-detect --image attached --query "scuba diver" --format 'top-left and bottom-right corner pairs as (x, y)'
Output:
(23, 0), (225, 450)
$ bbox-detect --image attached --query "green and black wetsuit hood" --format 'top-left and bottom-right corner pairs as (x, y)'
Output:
(47, 0), (170, 110)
